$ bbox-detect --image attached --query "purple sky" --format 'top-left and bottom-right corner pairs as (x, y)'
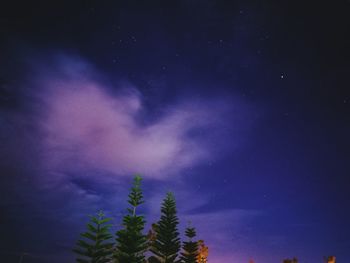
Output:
(1, 2), (350, 263)
(15, 54), (256, 262)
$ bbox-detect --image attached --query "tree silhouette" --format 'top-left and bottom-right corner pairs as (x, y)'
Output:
(73, 177), (208, 263)
(180, 227), (199, 263)
(115, 175), (147, 263)
(149, 192), (181, 263)
(73, 211), (114, 263)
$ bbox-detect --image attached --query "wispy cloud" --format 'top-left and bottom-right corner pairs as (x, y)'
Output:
(33, 55), (237, 180)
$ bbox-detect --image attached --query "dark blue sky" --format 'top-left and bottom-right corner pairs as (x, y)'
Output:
(0, 1), (349, 263)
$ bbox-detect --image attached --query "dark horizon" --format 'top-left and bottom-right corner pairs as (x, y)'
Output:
(0, 1), (349, 262)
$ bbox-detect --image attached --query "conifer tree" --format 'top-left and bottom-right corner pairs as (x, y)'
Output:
(115, 175), (147, 263)
(73, 211), (114, 263)
(180, 227), (199, 263)
(149, 192), (181, 263)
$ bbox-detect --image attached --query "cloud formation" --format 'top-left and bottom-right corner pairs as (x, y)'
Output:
(34, 56), (235, 179)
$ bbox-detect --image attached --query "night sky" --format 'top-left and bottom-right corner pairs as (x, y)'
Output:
(1, 1), (350, 263)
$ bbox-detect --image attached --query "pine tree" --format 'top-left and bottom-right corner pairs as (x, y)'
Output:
(73, 211), (114, 263)
(115, 175), (147, 263)
(149, 192), (181, 263)
(180, 227), (199, 263)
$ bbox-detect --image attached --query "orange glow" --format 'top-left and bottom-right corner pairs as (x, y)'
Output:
(326, 256), (336, 263)
(197, 240), (209, 263)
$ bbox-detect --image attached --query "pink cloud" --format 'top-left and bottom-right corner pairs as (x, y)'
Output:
(35, 58), (236, 179)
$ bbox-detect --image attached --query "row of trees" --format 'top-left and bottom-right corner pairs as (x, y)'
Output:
(73, 176), (208, 263)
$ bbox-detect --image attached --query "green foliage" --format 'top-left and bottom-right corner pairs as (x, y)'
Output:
(73, 176), (207, 263)
(115, 175), (147, 263)
(73, 211), (114, 263)
(180, 227), (199, 263)
(149, 192), (181, 263)
(128, 175), (144, 212)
